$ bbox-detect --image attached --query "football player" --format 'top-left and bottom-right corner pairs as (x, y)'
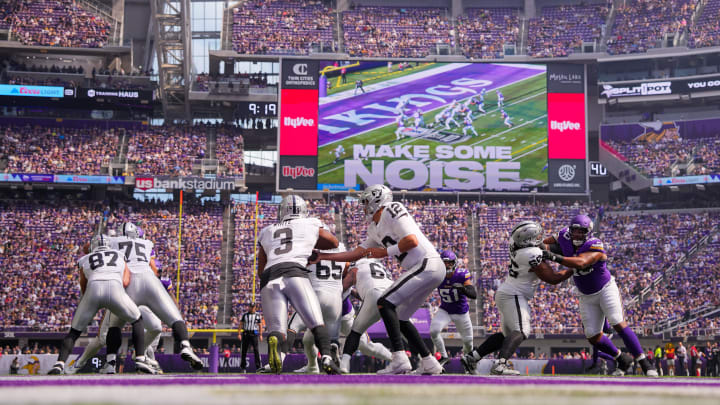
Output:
(502, 110), (513, 128)
(395, 115), (407, 140)
(430, 250), (476, 368)
(331, 144), (345, 165)
(311, 184), (445, 375)
(462, 114), (478, 137)
(338, 257), (394, 373)
(413, 109), (425, 130)
(285, 241), (347, 373)
(258, 195), (342, 374)
(542, 214), (658, 377)
(462, 221), (574, 375)
(338, 295), (392, 365)
(496, 90), (504, 108)
(104, 222), (203, 371)
(49, 235), (152, 374)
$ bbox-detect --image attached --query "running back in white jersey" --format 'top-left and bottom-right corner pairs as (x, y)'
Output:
(308, 242), (346, 291)
(108, 236), (155, 274)
(259, 217), (322, 269)
(78, 249), (126, 283)
(353, 258), (393, 300)
(497, 245), (544, 299)
(360, 201), (439, 271)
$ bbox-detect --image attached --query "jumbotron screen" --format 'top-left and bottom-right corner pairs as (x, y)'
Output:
(277, 60), (587, 193)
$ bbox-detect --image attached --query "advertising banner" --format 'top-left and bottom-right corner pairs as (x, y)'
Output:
(134, 176), (238, 191)
(0, 84), (64, 98)
(548, 159), (587, 193)
(599, 74), (720, 98)
(54, 175), (125, 185)
(78, 88), (153, 105)
(279, 88), (319, 156)
(278, 155), (318, 190)
(281, 60), (319, 90)
(547, 63), (584, 93)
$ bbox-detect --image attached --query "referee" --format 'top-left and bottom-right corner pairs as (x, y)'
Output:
(238, 303), (264, 372)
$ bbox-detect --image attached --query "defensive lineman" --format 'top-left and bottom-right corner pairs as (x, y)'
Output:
(542, 214), (658, 376)
(105, 222), (203, 371)
(49, 235), (152, 374)
(429, 250), (477, 368)
(258, 195), (342, 374)
(338, 257), (394, 373)
(312, 184), (445, 375)
(462, 221), (574, 375)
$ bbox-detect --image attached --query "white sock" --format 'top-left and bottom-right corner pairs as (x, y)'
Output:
(106, 354), (116, 362)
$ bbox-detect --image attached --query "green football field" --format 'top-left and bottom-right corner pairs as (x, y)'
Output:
(318, 73), (548, 188)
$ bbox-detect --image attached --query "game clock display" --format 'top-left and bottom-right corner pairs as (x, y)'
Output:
(238, 101), (277, 117)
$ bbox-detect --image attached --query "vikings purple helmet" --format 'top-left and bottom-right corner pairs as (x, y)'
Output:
(569, 214), (593, 247)
(440, 250), (457, 276)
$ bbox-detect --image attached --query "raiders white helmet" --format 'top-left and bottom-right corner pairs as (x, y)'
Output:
(510, 221), (543, 248)
(359, 184), (392, 221)
(90, 234), (110, 252)
(120, 222), (139, 238)
(278, 195), (308, 222)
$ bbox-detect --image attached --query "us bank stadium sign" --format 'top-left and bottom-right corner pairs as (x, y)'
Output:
(134, 176), (239, 191)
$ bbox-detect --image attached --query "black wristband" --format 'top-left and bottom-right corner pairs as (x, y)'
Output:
(551, 253), (565, 264)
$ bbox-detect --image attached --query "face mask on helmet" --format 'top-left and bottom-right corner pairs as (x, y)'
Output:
(569, 215), (593, 247)
(360, 184), (392, 222)
(440, 250), (457, 276)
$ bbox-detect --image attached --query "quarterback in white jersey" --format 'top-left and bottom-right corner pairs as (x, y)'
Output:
(49, 235), (152, 375)
(462, 221), (573, 375)
(258, 194), (342, 374)
(105, 222), (203, 371)
(338, 258), (393, 373)
(312, 184), (445, 375)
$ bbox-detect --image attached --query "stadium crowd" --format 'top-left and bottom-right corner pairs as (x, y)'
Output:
(527, 4), (609, 58)
(7, 0), (112, 48)
(342, 6), (453, 58)
(231, 0), (335, 55)
(456, 8), (519, 59)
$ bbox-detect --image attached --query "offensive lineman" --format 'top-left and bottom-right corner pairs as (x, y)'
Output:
(286, 242), (347, 373)
(338, 257), (394, 373)
(462, 221), (574, 375)
(258, 195), (342, 374)
(311, 184), (445, 375)
(429, 250), (477, 368)
(542, 214), (658, 377)
(49, 235), (152, 374)
(104, 222), (203, 371)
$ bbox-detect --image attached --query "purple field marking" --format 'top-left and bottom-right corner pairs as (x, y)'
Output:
(318, 63), (543, 146)
(3, 375), (720, 388)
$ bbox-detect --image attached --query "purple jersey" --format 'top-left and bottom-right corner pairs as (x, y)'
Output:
(557, 227), (610, 295)
(341, 297), (353, 316)
(437, 268), (471, 314)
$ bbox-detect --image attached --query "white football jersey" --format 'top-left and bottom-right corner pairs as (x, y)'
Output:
(497, 245), (544, 299)
(259, 217), (322, 269)
(353, 258), (393, 301)
(360, 201), (440, 272)
(78, 249), (126, 283)
(308, 242), (346, 291)
(108, 236), (155, 274)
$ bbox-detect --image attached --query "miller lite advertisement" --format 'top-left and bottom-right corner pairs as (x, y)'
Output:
(278, 61), (588, 193)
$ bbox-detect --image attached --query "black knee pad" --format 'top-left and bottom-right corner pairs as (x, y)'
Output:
(106, 326), (122, 354)
(68, 328), (82, 340)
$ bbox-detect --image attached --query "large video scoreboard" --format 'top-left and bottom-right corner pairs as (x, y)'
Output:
(277, 60), (587, 193)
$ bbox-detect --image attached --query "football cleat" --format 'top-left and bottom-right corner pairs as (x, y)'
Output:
(420, 355), (443, 375)
(99, 360), (117, 374)
(611, 353), (633, 376)
(134, 356), (156, 374)
(146, 357), (163, 374)
(321, 355), (342, 375)
(268, 336), (282, 374)
(293, 363), (320, 374)
(638, 357), (659, 377)
(258, 364), (273, 373)
(438, 356), (450, 368)
(377, 352), (412, 375)
(180, 346), (203, 371)
(48, 362), (64, 375)
(461, 354), (478, 375)
(491, 359), (520, 376)
(585, 363), (606, 375)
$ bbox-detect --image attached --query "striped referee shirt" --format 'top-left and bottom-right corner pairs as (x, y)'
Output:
(241, 312), (262, 333)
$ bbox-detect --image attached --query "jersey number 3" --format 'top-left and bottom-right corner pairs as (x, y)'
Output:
(273, 228), (293, 255)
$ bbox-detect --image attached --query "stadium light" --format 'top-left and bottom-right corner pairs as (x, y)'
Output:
(696, 184), (705, 191)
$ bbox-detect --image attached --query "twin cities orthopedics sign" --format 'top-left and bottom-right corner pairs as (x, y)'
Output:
(547, 64), (587, 194)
